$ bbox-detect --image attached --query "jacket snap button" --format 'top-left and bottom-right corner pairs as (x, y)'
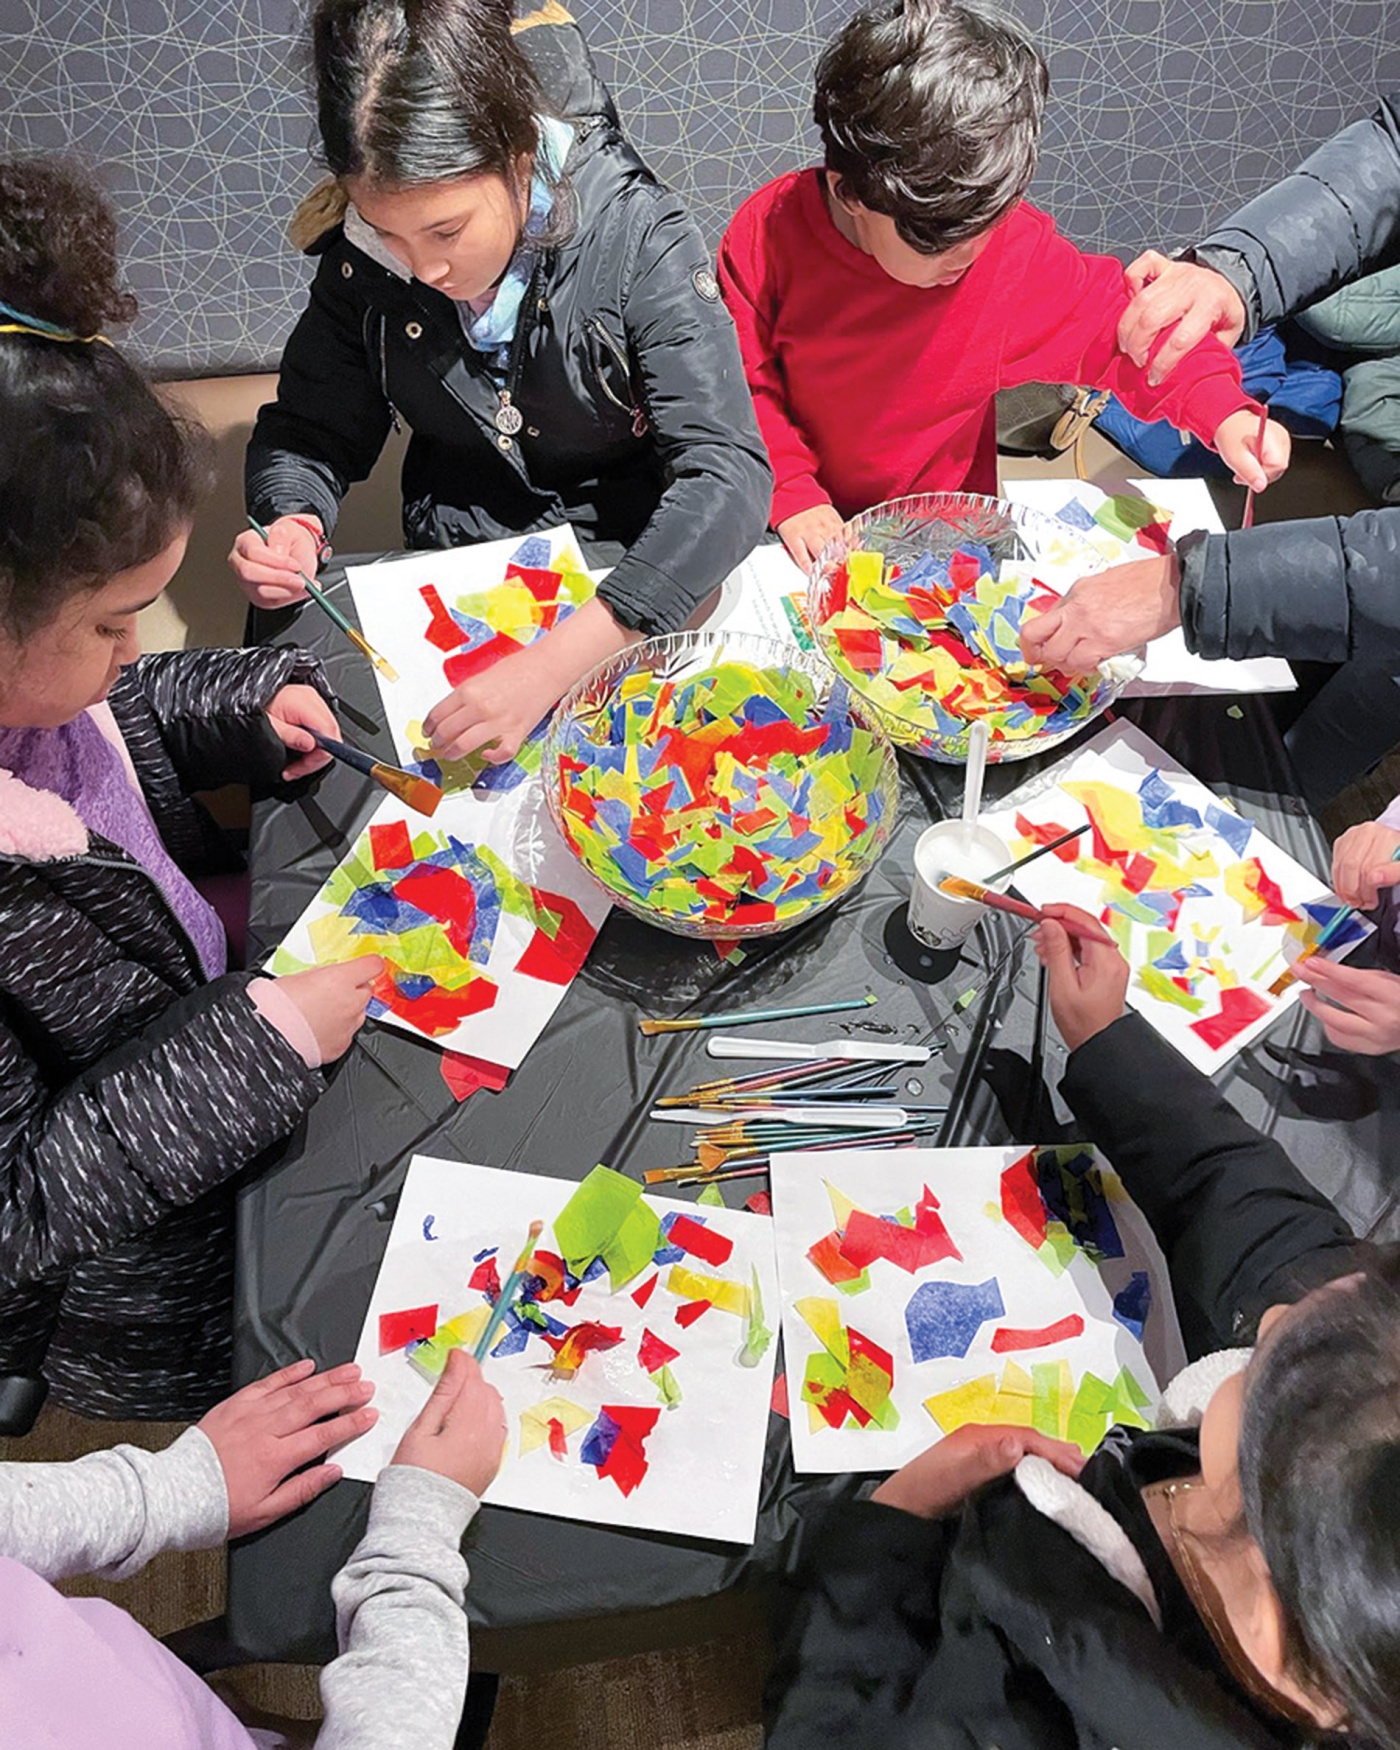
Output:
(405, 321), (423, 340)
(527, 425), (540, 438)
(340, 261), (353, 278)
(497, 434), (513, 451)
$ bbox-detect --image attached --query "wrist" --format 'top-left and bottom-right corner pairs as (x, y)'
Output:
(287, 515), (332, 565)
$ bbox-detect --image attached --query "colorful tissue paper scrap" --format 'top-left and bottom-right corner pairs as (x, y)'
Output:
(346, 526), (599, 795)
(552, 657), (892, 930)
(270, 783), (610, 1069)
(336, 1156), (779, 1542)
(770, 1147), (1181, 1475)
(981, 719), (1371, 1074)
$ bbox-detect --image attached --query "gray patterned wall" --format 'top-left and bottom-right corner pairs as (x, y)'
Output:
(4, 1), (1400, 377)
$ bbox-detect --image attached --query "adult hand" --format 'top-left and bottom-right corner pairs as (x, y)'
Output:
(423, 639), (563, 764)
(1331, 822), (1400, 910)
(872, 1423), (1085, 1519)
(266, 684), (339, 780)
(1213, 411), (1291, 494)
(197, 1358), (376, 1538)
(278, 956), (385, 1060)
(1118, 250), (1248, 383)
(776, 503), (845, 573)
(392, 1349), (508, 1499)
(1297, 958), (1400, 1055)
(1032, 903), (1130, 1052)
(1020, 554), (1180, 676)
(229, 515), (323, 609)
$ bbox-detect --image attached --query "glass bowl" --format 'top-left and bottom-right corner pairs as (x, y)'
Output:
(807, 492), (1143, 764)
(543, 629), (900, 938)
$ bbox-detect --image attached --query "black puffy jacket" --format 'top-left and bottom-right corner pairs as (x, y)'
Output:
(0, 648), (328, 1423)
(766, 1015), (1356, 1749)
(1177, 95), (1400, 662)
(246, 11), (771, 637)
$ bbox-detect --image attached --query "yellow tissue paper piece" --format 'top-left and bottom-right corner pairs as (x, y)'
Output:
(825, 1180), (862, 1232)
(667, 1265), (751, 1318)
(794, 1295), (850, 1367)
(924, 1374), (997, 1433)
(990, 1360), (1035, 1423)
(518, 1395), (592, 1456)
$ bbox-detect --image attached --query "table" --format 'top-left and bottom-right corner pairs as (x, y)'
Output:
(228, 557), (1400, 1666)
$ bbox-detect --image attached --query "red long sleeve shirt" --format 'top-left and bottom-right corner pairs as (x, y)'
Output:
(717, 170), (1259, 527)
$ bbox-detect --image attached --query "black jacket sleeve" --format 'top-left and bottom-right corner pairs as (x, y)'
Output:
(1193, 93), (1400, 336)
(765, 1500), (952, 1750)
(116, 646), (334, 794)
(1059, 1013), (1356, 1355)
(597, 191), (773, 636)
(245, 246), (394, 537)
(0, 972), (321, 1283)
(1176, 508), (1400, 664)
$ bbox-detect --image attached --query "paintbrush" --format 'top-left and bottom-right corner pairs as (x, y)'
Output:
(644, 1128), (927, 1185)
(1240, 403), (1270, 531)
(654, 1058), (856, 1105)
(1266, 848), (1400, 995)
(983, 824), (1090, 885)
(309, 730), (443, 817)
(247, 516), (399, 683)
(473, 1219), (543, 1362)
(937, 877), (1117, 946)
(639, 994), (877, 1035)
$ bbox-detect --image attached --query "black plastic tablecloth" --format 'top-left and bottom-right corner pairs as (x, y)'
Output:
(228, 559), (1400, 1664)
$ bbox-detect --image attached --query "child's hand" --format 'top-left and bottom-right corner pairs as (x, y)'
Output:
(1331, 822), (1400, 909)
(392, 1349), (508, 1499)
(278, 957), (385, 1060)
(872, 1424), (1085, 1519)
(1032, 903), (1130, 1051)
(1297, 958), (1400, 1055)
(197, 1358), (376, 1538)
(1118, 250), (1248, 383)
(422, 640), (560, 764)
(229, 516), (323, 609)
(777, 504), (845, 573)
(1213, 411), (1291, 494)
(1020, 555), (1181, 675)
(267, 684), (339, 779)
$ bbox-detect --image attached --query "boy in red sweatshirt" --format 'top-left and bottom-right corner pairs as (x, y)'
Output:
(718, 0), (1290, 569)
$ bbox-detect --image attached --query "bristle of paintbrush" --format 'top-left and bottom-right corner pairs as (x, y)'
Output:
(373, 762), (444, 818)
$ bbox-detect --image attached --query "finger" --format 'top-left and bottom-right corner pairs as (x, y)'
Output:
(281, 753), (332, 781)
(1294, 957), (1387, 1006)
(233, 531), (303, 570)
(247, 580), (310, 608)
(1034, 916), (1077, 981)
(282, 1402), (379, 1469)
(1147, 310), (1214, 385)
(271, 1370), (375, 1434)
(421, 688), (479, 741)
(436, 720), (505, 762)
(413, 1348), (473, 1437)
(1009, 1429), (1088, 1476)
(1301, 992), (1380, 1048)
(254, 1459), (345, 1527)
(1371, 861), (1400, 894)
(480, 735), (522, 765)
(244, 1356), (319, 1399)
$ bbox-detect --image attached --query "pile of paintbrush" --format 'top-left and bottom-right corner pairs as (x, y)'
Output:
(644, 1036), (945, 1186)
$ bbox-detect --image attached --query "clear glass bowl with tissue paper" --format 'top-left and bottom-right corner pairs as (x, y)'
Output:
(544, 630), (900, 938)
(807, 492), (1143, 764)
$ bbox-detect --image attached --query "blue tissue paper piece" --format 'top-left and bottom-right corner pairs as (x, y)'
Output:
(1112, 1271), (1152, 1342)
(904, 1277), (1006, 1363)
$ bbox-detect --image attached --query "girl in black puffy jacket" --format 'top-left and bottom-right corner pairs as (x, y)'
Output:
(0, 159), (383, 1429)
(234, 0), (772, 770)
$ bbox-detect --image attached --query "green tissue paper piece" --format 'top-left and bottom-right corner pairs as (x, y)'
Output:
(654, 1364), (683, 1408)
(553, 1164), (645, 1277)
(1136, 964), (1206, 1015)
(1031, 1361), (1067, 1438)
(740, 1267), (773, 1368)
(696, 1184), (726, 1208)
(604, 1198), (663, 1290)
(835, 1269), (873, 1296)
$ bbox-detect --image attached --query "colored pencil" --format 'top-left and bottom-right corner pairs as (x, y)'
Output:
(638, 994), (877, 1035)
(472, 1220), (543, 1362)
(983, 824), (1090, 886)
(937, 876), (1117, 946)
(247, 517), (399, 683)
(309, 730), (443, 817)
(1241, 403), (1270, 531)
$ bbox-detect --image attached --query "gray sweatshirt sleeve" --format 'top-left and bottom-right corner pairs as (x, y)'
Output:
(0, 1425), (228, 1581)
(316, 1464), (480, 1750)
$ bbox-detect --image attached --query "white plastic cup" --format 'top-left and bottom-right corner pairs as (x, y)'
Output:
(907, 822), (1015, 950)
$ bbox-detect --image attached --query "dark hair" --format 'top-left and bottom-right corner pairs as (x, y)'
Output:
(311, 0), (568, 235)
(1238, 1249), (1400, 1743)
(0, 157), (209, 642)
(814, 0), (1047, 256)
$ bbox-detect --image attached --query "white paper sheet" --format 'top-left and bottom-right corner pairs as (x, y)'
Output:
(770, 1145), (1183, 1476)
(980, 718), (1369, 1073)
(336, 1157), (780, 1543)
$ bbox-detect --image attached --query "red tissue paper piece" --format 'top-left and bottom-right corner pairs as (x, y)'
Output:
(547, 1416), (569, 1461)
(667, 1214), (734, 1268)
(637, 1328), (681, 1374)
(675, 1299), (712, 1328)
(1240, 858), (1301, 927)
(545, 1321), (623, 1377)
(378, 1304), (438, 1353)
(770, 1371), (790, 1419)
(377, 973), (497, 1036)
(419, 584), (468, 652)
(525, 1250), (577, 1305)
(1001, 1150), (1048, 1250)
(991, 1314), (1085, 1353)
(515, 888), (597, 984)
(1189, 984), (1273, 1051)
(595, 1404), (660, 1497)
(443, 631), (521, 689)
(369, 819), (415, 872)
(631, 1273), (659, 1309)
(469, 1256), (502, 1301)
(745, 1192), (773, 1217)
(839, 1208), (961, 1274)
(392, 865), (477, 957)
(439, 1051), (511, 1103)
(808, 1229), (866, 1285)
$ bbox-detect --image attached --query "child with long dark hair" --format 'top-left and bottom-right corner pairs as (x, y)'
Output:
(766, 904), (1399, 1747)
(234, 0), (770, 766)
(0, 156), (382, 1431)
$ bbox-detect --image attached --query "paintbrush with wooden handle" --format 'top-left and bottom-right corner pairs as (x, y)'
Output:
(309, 731), (443, 817)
